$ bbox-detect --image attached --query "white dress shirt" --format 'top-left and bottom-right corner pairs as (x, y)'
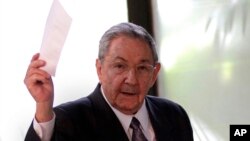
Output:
(33, 112), (55, 141)
(101, 87), (155, 141)
(33, 87), (156, 141)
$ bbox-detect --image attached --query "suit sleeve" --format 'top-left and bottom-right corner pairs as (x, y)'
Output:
(175, 104), (194, 141)
(25, 121), (41, 141)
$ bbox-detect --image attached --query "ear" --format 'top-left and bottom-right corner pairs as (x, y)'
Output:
(150, 62), (161, 87)
(95, 59), (103, 83)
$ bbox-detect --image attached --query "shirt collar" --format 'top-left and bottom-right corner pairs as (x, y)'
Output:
(100, 86), (149, 133)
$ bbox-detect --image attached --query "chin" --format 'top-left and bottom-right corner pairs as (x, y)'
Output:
(117, 104), (140, 114)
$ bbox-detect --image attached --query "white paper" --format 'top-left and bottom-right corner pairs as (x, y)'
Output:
(39, 0), (72, 76)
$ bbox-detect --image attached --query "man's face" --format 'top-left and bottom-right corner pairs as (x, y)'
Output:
(96, 35), (160, 115)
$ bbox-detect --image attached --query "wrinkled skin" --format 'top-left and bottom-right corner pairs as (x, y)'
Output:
(96, 36), (161, 115)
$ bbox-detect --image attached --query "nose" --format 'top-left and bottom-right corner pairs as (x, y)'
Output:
(124, 68), (138, 85)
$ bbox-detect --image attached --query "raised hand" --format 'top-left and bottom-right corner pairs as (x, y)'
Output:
(24, 53), (54, 122)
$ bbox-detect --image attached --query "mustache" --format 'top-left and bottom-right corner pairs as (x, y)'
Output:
(120, 85), (139, 94)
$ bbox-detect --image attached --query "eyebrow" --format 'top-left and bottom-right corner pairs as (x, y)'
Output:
(112, 56), (127, 62)
(111, 56), (152, 64)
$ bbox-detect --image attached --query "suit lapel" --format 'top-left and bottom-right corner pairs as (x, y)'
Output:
(88, 84), (129, 141)
(146, 97), (174, 141)
(88, 84), (176, 141)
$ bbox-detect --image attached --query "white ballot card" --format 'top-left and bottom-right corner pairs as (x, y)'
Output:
(39, 0), (72, 76)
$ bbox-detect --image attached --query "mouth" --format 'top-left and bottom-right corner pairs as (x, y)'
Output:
(121, 91), (136, 95)
(120, 88), (138, 96)
(120, 85), (139, 96)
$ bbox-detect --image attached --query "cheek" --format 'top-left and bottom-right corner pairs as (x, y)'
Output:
(138, 79), (155, 96)
(141, 78), (153, 89)
(105, 71), (123, 86)
(100, 69), (115, 84)
(145, 74), (157, 88)
(101, 71), (124, 97)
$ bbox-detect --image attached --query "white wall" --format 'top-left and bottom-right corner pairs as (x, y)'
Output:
(153, 0), (250, 140)
(0, 0), (127, 140)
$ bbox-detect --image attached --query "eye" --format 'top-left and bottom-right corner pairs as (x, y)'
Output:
(137, 64), (154, 73)
(112, 62), (127, 73)
(114, 63), (125, 69)
(137, 65), (148, 71)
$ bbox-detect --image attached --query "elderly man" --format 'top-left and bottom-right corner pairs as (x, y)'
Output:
(24, 22), (193, 141)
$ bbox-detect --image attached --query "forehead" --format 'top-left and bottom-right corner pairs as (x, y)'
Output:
(105, 36), (154, 63)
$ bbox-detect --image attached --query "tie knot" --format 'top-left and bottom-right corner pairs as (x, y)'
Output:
(130, 117), (141, 130)
(130, 117), (148, 141)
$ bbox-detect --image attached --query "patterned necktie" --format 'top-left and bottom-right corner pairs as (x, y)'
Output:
(130, 117), (148, 141)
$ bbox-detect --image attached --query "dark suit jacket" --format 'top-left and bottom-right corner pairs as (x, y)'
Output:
(25, 84), (193, 141)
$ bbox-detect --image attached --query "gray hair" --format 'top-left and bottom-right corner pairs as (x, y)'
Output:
(98, 22), (158, 64)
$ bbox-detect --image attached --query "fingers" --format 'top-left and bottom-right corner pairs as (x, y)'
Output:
(25, 73), (50, 89)
(24, 53), (54, 106)
(31, 53), (40, 62)
(24, 53), (51, 85)
(29, 60), (46, 73)
(29, 53), (45, 69)
(25, 69), (50, 83)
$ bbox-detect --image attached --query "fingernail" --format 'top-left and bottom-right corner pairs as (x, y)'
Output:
(40, 60), (46, 65)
